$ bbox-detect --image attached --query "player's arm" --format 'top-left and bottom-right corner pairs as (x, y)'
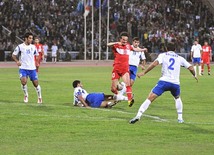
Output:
(133, 47), (147, 52)
(77, 95), (90, 108)
(12, 54), (21, 66)
(137, 60), (159, 78)
(12, 46), (21, 66)
(188, 66), (198, 82)
(107, 42), (120, 46)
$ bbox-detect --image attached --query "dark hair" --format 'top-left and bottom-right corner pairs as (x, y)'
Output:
(119, 32), (129, 38)
(72, 80), (81, 88)
(132, 37), (139, 41)
(24, 32), (33, 39)
(166, 42), (176, 51)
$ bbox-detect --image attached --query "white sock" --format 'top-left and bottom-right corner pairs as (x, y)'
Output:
(198, 66), (201, 75)
(194, 66), (197, 76)
(136, 99), (151, 118)
(116, 94), (128, 101)
(21, 84), (28, 97)
(35, 85), (42, 98)
(175, 97), (183, 120)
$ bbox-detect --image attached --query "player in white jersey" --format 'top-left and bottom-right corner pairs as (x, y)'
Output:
(43, 42), (49, 63)
(12, 32), (42, 104)
(73, 80), (128, 108)
(51, 42), (58, 63)
(129, 42), (198, 124)
(191, 40), (202, 76)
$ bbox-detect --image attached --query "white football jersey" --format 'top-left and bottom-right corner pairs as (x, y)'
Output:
(43, 44), (49, 55)
(156, 51), (191, 85)
(13, 43), (38, 70)
(191, 44), (202, 58)
(73, 86), (88, 105)
(129, 45), (146, 66)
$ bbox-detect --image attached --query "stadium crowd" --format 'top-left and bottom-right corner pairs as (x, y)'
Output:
(0, 0), (214, 59)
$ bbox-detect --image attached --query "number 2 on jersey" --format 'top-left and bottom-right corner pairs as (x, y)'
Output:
(168, 58), (175, 70)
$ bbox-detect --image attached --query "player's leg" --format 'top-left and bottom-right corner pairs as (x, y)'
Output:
(30, 70), (42, 104)
(129, 65), (137, 87)
(198, 58), (201, 76)
(121, 72), (134, 107)
(130, 81), (167, 124)
(208, 63), (211, 75)
(19, 69), (29, 103)
(129, 92), (158, 124)
(201, 61), (204, 75)
(171, 84), (184, 123)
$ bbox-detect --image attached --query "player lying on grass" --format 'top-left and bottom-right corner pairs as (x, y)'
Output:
(72, 80), (127, 108)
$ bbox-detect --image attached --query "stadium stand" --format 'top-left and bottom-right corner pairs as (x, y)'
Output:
(0, 0), (214, 61)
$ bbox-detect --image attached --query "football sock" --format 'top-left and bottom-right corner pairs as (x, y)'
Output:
(201, 64), (204, 72)
(21, 84), (28, 97)
(198, 66), (201, 75)
(35, 85), (42, 98)
(136, 99), (151, 118)
(208, 64), (211, 72)
(126, 86), (132, 101)
(175, 97), (183, 120)
(194, 66), (197, 76)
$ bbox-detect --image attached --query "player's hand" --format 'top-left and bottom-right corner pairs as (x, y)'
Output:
(141, 65), (145, 70)
(137, 72), (145, 78)
(16, 61), (21, 66)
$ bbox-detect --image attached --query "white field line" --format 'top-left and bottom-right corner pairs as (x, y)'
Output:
(1, 102), (214, 124)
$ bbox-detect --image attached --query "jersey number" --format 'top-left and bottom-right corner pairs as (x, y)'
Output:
(168, 58), (175, 70)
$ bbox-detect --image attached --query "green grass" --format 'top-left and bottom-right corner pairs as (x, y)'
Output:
(0, 65), (214, 155)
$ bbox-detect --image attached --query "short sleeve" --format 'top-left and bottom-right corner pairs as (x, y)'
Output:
(13, 46), (20, 55)
(155, 53), (164, 64)
(180, 56), (191, 68)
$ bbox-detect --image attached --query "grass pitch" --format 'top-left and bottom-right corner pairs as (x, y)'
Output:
(0, 64), (213, 155)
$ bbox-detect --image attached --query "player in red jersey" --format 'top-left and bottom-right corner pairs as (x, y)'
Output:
(107, 32), (147, 107)
(201, 41), (212, 75)
(34, 37), (44, 72)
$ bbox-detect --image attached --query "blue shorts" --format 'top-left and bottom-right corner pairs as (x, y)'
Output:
(192, 58), (201, 64)
(86, 93), (105, 107)
(152, 81), (180, 97)
(129, 65), (138, 81)
(19, 69), (38, 81)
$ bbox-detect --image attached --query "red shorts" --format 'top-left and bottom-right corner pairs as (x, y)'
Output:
(112, 67), (129, 80)
(201, 56), (210, 64)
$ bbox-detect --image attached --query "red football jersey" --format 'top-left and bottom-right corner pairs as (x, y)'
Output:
(112, 43), (133, 70)
(202, 45), (211, 57)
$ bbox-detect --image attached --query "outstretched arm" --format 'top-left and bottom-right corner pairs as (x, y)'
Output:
(137, 60), (159, 78)
(133, 47), (147, 52)
(107, 42), (120, 46)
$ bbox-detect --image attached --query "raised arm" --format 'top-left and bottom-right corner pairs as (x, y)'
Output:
(133, 47), (148, 52)
(107, 42), (120, 47)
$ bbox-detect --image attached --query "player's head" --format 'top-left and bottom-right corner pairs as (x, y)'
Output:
(166, 42), (176, 52)
(204, 41), (208, 45)
(132, 37), (140, 48)
(34, 37), (40, 44)
(24, 32), (33, 45)
(194, 40), (198, 45)
(72, 80), (81, 88)
(119, 32), (129, 46)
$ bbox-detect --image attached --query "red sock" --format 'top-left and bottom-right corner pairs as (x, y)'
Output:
(126, 86), (132, 101)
